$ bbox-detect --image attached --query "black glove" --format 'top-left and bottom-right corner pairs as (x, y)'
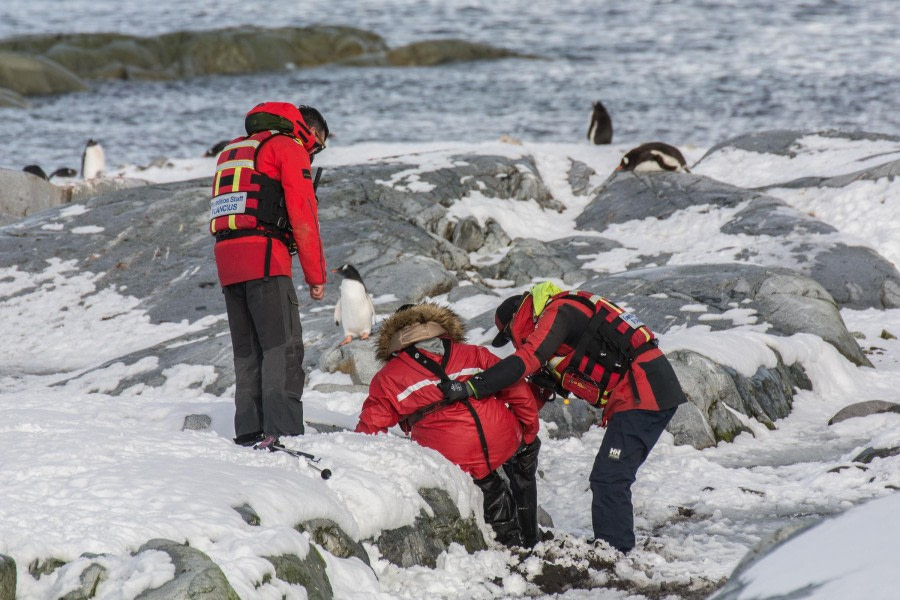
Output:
(517, 436), (541, 457)
(529, 370), (562, 402)
(439, 379), (474, 402)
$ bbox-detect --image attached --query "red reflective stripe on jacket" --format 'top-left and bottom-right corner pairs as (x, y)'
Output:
(355, 341), (540, 480)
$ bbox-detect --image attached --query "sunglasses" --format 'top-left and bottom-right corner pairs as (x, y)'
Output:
(310, 130), (327, 156)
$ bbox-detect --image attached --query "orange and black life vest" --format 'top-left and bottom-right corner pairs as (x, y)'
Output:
(209, 130), (294, 245)
(546, 291), (658, 405)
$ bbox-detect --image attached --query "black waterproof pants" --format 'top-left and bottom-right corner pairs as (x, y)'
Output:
(502, 437), (541, 548)
(474, 438), (541, 548)
(473, 470), (523, 548)
(223, 276), (306, 439)
(589, 407), (676, 552)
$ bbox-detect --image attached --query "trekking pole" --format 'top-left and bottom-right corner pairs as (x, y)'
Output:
(274, 445), (332, 480)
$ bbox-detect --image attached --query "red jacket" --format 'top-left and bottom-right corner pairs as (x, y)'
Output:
(213, 102), (327, 287)
(356, 341), (540, 480)
(503, 294), (685, 424)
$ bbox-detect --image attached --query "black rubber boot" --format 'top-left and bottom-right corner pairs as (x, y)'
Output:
(474, 471), (524, 548)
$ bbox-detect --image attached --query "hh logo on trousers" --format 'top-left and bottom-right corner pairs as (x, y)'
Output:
(608, 448), (622, 460)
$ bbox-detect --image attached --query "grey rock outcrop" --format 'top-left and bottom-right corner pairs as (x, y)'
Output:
(0, 86), (27, 108)
(0, 27), (386, 85)
(852, 446), (900, 464)
(298, 518), (370, 567)
(576, 171), (900, 310)
(539, 397), (601, 439)
(477, 238), (590, 286)
(0, 167), (65, 223)
(59, 561), (107, 600)
(383, 39), (533, 66)
(0, 168), (149, 224)
(265, 547), (333, 600)
(369, 487), (487, 568)
(0, 554), (14, 600)
(319, 341), (381, 386)
(709, 517), (820, 600)
(828, 400), (900, 425)
(580, 264), (870, 367)
(697, 129), (900, 163)
(0, 29), (531, 95)
(233, 503), (260, 526)
(667, 348), (811, 447)
(0, 50), (87, 95)
(182, 414), (211, 431)
(134, 539), (239, 600)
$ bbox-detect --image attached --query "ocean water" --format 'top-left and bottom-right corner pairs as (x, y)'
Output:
(1, 0), (898, 170)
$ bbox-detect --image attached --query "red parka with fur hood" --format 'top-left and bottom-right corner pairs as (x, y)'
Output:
(355, 304), (540, 480)
(212, 102), (327, 287)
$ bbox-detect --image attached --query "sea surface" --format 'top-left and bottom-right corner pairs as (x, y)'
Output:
(1, 0), (898, 170)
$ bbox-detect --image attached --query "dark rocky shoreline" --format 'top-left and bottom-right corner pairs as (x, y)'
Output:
(0, 26), (535, 105)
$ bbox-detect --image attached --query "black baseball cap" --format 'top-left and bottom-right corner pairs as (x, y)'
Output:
(491, 294), (525, 347)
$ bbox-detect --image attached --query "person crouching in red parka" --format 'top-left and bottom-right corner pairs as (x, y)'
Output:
(355, 302), (542, 548)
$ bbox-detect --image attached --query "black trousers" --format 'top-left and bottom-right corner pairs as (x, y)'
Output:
(223, 276), (306, 439)
(474, 438), (541, 548)
(589, 407), (676, 552)
(502, 437), (541, 548)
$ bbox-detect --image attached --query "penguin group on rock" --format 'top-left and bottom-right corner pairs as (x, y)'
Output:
(332, 264), (375, 346)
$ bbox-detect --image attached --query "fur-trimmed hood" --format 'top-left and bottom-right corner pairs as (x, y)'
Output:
(375, 303), (467, 362)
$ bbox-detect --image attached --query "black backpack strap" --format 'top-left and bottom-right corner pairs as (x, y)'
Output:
(263, 236), (273, 281)
(400, 342), (492, 472)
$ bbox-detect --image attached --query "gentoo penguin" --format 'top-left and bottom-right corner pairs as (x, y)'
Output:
(332, 264), (375, 346)
(616, 142), (690, 173)
(204, 140), (230, 157)
(587, 101), (613, 145)
(22, 165), (48, 180)
(49, 167), (77, 179)
(81, 139), (105, 180)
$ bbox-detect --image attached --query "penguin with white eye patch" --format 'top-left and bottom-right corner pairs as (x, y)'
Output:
(616, 142), (690, 173)
(332, 264), (375, 346)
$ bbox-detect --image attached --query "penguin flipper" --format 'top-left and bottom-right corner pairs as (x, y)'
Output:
(334, 298), (342, 327)
(366, 294), (376, 325)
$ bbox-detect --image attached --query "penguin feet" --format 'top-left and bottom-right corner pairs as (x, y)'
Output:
(360, 332), (370, 341)
(339, 335), (354, 346)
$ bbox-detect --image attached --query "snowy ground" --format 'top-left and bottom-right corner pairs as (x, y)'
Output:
(2, 137), (899, 599)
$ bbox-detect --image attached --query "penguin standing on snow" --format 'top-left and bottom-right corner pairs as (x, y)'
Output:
(332, 264), (375, 346)
(616, 142), (690, 173)
(587, 101), (613, 144)
(81, 139), (105, 180)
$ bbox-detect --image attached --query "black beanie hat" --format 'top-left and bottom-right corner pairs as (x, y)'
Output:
(491, 294), (525, 347)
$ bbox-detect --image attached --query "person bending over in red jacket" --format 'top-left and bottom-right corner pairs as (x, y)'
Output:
(210, 102), (329, 450)
(441, 282), (687, 553)
(355, 302), (542, 548)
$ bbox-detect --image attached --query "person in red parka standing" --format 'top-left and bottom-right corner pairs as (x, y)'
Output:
(355, 303), (543, 548)
(210, 102), (329, 450)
